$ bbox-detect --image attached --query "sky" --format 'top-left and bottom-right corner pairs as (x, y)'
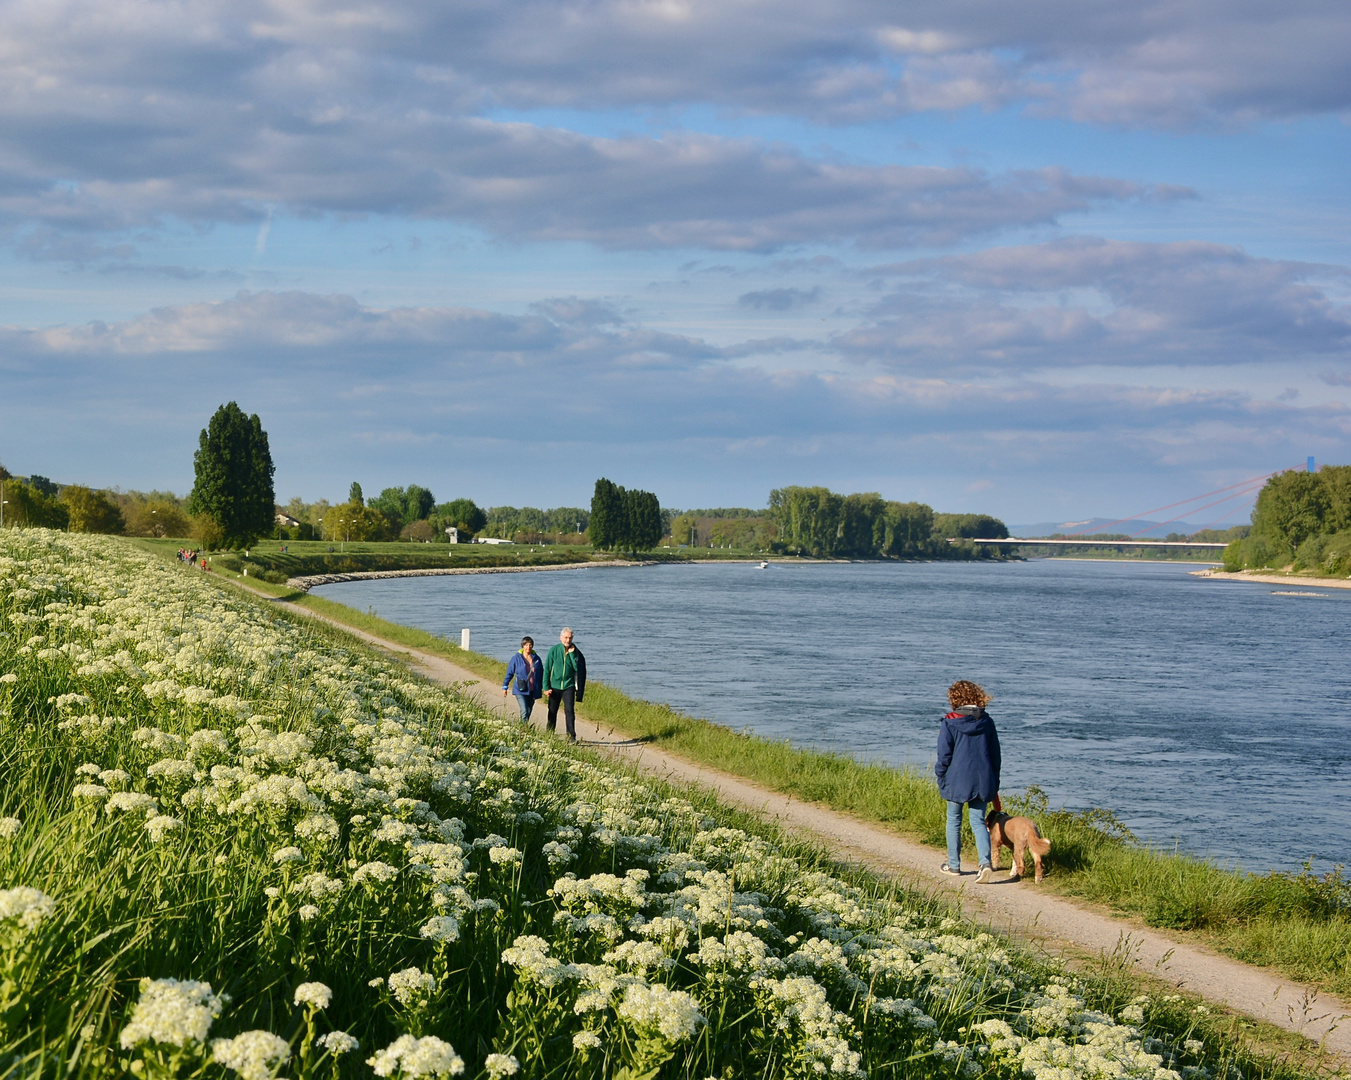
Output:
(1, 0), (1348, 524)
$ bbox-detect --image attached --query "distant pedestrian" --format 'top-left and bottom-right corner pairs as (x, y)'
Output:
(502, 636), (544, 722)
(934, 680), (1001, 883)
(543, 627), (586, 742)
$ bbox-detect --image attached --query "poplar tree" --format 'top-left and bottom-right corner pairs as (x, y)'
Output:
(589, 478), (623, 549)
(188, 402), (276, 548)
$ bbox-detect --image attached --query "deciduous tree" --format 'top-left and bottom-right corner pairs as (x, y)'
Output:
(433, 498), (487, 538)
(60, 486), (125, 534)
(187, 403), (276, 548)
(3, 481), (69, 529)
(1252, 469), (1332, 557)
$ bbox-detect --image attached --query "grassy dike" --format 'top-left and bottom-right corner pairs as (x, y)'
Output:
(10, 529), (1339, 1080)
(136, 540), (1351, 1001)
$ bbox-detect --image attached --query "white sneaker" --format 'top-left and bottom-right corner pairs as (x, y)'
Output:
(975, 864), (992, 884)
(939, 863), (962, 877)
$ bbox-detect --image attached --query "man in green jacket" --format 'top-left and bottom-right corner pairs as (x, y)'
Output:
(543, 626), (587, 742)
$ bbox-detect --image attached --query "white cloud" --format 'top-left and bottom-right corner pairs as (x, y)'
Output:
(838, 239), (1351, 371)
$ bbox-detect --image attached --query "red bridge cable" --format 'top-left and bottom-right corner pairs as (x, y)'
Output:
(1193, 490), (1262, 536)
(1063, 466), (1299, 537)
(1129, 481), (1269, 538)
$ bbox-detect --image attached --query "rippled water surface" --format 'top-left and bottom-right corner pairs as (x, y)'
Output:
(316, 560), (1351, 871)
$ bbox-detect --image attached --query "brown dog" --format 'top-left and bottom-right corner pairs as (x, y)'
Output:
(985, 811), (1051, 882)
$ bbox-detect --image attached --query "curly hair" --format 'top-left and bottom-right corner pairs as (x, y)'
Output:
(947, 680), (990, 708)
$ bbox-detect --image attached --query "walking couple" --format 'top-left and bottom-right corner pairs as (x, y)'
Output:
(501, 628), (587, 742)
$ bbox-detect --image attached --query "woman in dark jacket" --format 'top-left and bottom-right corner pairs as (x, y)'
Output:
(934, 679), (1001, 882)
(502, 636), (544, 722)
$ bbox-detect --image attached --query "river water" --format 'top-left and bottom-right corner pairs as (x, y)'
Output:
(315, 560), (1350, 872)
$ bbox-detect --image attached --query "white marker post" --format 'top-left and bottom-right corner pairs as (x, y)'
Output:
(461, 629), (471, 651)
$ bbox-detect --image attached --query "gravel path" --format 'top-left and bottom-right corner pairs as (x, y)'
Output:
(243, 581), (1351, 1056)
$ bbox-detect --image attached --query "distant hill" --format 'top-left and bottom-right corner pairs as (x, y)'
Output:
(1009, 517), (1249, 539)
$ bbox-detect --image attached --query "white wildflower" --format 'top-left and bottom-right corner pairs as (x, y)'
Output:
(98, 768), (131, 787)
(542, 840), (573, 868)
(295, 812), (340, 842)
(105, 791), (159, 817)
(0, 673), (16, 684)
(485, 1053), (519, 1078)
(353, 861), (399, 886)
(76, 763), (102, 776)
(488, 845), (522, 866)
(387, 966), (436, 1007)
(420, 915), (460, 943)
(298, 904), (321, 921)
(616, 983), (704, 1042)
(0, 886), (55, 932)
(317, 1031), (359, 1055)
(573, 1031), (602, 1051)
(291, 873), (344, 901)
(368, 1034), (465, 1078)
(0, 817), (22, 838)
(145, 815), (184, 842)
(272, 846), (305, 864)
(294, 982), (333, 1009)
(211, 1030), (290, 1080)
(73, 783), (110, 801)
(119, 977), (226, 1048)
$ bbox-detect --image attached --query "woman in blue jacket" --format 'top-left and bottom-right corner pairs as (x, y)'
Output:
(934, 679), (1001, 882)
(502, 636), (544, 722)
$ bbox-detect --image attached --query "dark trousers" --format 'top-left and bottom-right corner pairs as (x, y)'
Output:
(546, 688), (576, 738)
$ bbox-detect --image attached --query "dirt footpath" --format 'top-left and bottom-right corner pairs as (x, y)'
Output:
(255, 586), (1350, 1056)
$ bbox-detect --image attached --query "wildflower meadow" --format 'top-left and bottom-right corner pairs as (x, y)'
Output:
(0, 531), (1290, 1079)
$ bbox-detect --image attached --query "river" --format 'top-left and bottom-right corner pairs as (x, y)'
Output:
(315, 559), (1350, 872)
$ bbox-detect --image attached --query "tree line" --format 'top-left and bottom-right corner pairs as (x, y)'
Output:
(768, 486), (1008, 558)
(589, 479), (663, 551)
(1226, 465), (1351, 574)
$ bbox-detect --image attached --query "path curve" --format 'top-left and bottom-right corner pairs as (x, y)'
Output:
(244, 581), (1351, 1056)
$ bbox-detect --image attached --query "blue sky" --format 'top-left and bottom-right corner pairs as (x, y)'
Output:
(1, 0), (1348, 523)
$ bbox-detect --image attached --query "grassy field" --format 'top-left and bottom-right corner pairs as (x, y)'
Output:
(0, 529), (1335, 1079)
(228, 578), (1351, 1004)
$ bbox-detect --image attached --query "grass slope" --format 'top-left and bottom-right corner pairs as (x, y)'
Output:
(4, 530), (1326, 1079)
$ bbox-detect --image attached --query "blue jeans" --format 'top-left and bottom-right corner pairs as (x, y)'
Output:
(946, 800), (992, 870)
(513, 693), (536, 721)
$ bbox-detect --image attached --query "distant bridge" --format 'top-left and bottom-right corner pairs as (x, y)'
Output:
(950, 538), (1228, 550)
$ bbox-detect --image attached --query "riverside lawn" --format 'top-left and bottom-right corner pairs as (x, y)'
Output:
(0, 534), (1316, 1080)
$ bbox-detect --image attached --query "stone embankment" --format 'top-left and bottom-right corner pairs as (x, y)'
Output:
(287, 559), (647, 591)
(1192, 568), (1351, 590)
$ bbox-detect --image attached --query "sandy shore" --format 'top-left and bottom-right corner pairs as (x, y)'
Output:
(1191, 568), (1351, 590)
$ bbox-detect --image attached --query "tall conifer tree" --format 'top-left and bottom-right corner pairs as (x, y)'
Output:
(188, 402), (276, 548)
